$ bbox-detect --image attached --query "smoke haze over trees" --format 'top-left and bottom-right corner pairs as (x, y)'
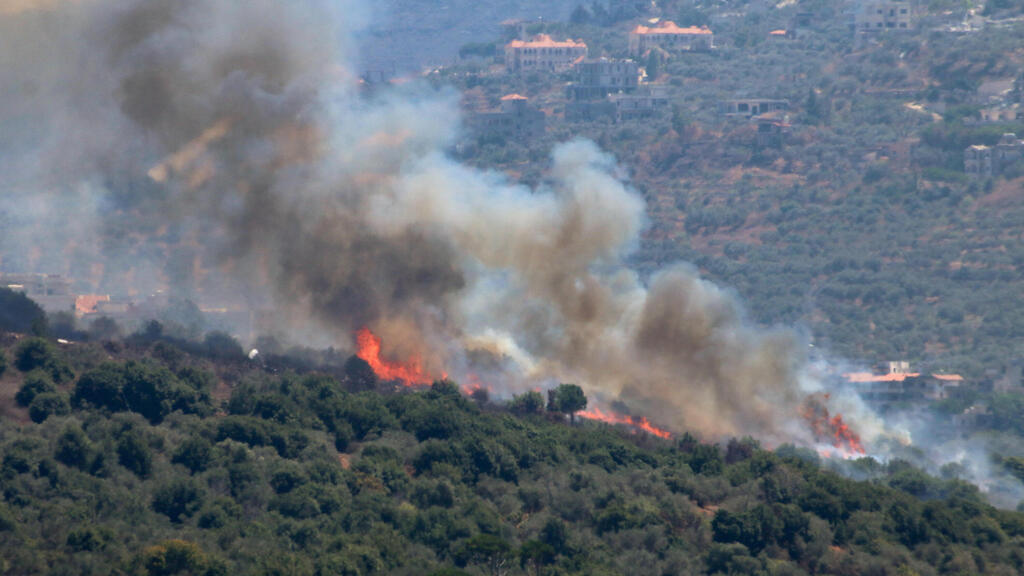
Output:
(1, 0), (847, 447)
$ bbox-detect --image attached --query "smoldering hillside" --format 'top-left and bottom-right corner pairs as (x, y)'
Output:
(2, 0), (844, 446)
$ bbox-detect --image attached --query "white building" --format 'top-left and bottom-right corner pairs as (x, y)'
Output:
(629, 21), (714, 56)
(853, 1), (913, 35)
(505, 35), (587, 74)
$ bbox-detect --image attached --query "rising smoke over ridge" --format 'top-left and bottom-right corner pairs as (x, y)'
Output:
(2, 0), (846, 445)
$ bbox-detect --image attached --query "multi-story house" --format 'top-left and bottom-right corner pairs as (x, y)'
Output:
(852, 1), (913, 35)
(505, 35), (587, 74)
(567, 58), (640, 101)
(965, 133), (1024, 178)
(628, 21), (713, 57)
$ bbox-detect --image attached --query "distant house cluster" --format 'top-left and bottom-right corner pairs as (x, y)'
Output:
(964, 133), (1024, 178)
(504, 34), (587, 73)
(840, 361), (964, 409)
(1, 271), (254, 338)
(2, 273), (74, 313)
(628, 21), (714, 56)
(564, 58), (668, 122)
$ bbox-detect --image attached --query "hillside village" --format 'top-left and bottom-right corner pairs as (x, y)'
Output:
(356, 0), (1024, 432)
(359, 0), (1024, 377)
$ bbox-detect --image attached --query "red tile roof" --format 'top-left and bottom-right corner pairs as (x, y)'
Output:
(75, 294), (110, 315)
(506, 34), (587, 49)
(843, 372), (921, 383)
(632, 21), (712, 35)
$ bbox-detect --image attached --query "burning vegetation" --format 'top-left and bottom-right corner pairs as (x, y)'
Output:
(354, 327), (871, 449)
(801, 394), (866, 457)
(355, 327), (434, 386)
(0, 0), (880, 456)
(578, 407), (672, 439)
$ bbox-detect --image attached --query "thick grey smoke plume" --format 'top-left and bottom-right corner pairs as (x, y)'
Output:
(2, 0), (836, 444)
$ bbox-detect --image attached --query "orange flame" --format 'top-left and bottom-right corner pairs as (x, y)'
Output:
(460, 373), (491, 396)
(801, 395), (865, 456)
(355, 327), (433, 386)
(578, 407), (672, 439)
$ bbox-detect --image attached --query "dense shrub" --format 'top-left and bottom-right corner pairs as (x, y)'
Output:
(152, 480), (205, 523)
(117, 431), (153, 478)
(28, 392), (70, 423)
(15, 370), (56, 407)
(73, 361), (212, 423)
(14, 338), (72, 383)
(172, 437), (213, 474)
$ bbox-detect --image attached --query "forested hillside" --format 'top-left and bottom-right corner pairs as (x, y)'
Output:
(3, 330), (1024, 575)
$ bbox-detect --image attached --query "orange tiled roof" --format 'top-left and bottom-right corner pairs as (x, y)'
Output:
(843, 372), (921, 383)
(932, 374), (964, 381)
(632, 21), (712, 35)
(506, 34), (587, 49)
(501, 93), (528, 101)
(75, 294), (110, 314)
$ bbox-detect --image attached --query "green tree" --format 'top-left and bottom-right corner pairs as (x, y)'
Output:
(14, 338), (55, 372)
(141, 539), (217, 576)
(121, 361), (181, 423)
(0, 287), (47, 334)
(66, 528), (105, 552)
(14, 338), (72, 382)
(509, 391), (545, 414)
(118, 431), (153, 478)
(152, 480), (205, 523)
(547, 383), (587, 423)
(540, 519), (569, 555)
(172, 437), (213, 474)
(15, 370), (56, 407)
(455, 534), (512, 576)
(519, 540), (555, 576)
(55, 425), (92, 470)
(28, 392), (70, 423)
(203, 331), (243, 359)
(343, 355), (377, 391)
(74, 363), (128, 411)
